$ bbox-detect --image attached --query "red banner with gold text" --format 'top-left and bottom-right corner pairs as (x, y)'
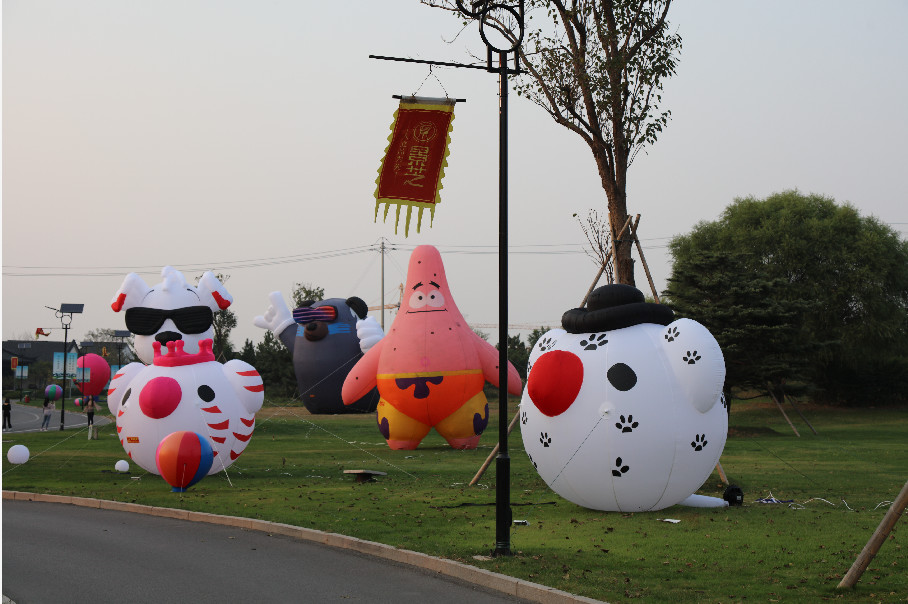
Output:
(374, 97), (455, 237)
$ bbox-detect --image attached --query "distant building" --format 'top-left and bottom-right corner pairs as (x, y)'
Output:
(2, 339), (134, 392)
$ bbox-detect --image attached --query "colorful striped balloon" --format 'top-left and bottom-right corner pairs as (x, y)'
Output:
(44, 384), (63, 401)
(155, 431), (214, 492)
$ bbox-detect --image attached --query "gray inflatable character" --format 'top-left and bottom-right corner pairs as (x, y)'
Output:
(254, 292), (383, 414)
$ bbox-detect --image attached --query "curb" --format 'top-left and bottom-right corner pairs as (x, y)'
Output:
(3, 490), (604, 604)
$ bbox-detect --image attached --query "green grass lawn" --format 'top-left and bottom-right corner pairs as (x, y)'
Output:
(3, 397), (906, 603)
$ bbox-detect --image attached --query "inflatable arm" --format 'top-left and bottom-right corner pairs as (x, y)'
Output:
(472, 332), (523, 395)
(341, 339), (384, 404)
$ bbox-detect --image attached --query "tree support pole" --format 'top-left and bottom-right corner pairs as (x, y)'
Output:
(471, 412), (520, 487)
(784, 392), (818, 435)
(838, 480), (908, 589)
(768, 386), (800, 437)
(628, 215), (660, 303)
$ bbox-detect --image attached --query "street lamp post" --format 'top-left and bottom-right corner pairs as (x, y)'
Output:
(113, 330), (131, 374)
(16, 342), (31, 400)
(369, 0), (524, 557)
(46, 304), (84, 430)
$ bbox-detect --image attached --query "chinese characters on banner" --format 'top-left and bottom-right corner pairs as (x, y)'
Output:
(374, 96), (455, 237)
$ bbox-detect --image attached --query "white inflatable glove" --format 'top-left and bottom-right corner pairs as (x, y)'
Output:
(356, 316), (385, 353)
(253, 291), (295, 335)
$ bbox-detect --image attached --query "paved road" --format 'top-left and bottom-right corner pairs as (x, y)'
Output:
(3, 402), (111, 434)
(2, 500), (530, 604)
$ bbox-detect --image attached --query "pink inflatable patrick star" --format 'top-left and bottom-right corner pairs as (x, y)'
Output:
(342, 245), (522, 449)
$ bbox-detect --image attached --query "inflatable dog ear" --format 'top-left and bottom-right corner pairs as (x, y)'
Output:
(111, 266), (232, 313)
(110, 273), (153, 312)
(661, 318), (725, 413)
(197, 270), (233, 311)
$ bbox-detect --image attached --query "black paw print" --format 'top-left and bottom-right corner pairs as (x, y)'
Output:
(683, 350), (701, 364)
(580, 333), (608, 350)
(539, 432), (552, 447)
(691, 434), (708, 451)
(537, 336), (556, 352)
(614, 414), (639, 433)
(664, 326), (680, 342)
(612, 457), (630, 477)
(520, 410), (528, 425)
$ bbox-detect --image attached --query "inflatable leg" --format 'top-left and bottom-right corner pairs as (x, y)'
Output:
(376, 400), (430, 450)
(435, 392), (489, 450)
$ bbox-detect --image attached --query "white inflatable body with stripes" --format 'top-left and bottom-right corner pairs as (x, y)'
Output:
(107, 339), (263, 475)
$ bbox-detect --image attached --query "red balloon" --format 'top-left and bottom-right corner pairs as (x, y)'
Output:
(76, 354), (112, 396)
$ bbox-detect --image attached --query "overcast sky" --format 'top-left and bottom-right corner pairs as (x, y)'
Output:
(3, 0), (906, 351)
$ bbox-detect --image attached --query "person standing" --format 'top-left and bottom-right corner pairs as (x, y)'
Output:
(84, 396), (97, 439)
(40, 397), (54, 431)
(2, 397), (11, 431)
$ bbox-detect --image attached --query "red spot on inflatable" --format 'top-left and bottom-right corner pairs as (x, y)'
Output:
(232, 431), (252, 442)
(244, 384), (264, 393)
(138, 376), (182, 419)
(240, 417), (255, 427)
(211, 436), (226, 444)
(229, 450), (241, 460)
(201, 405), (222, 413)
(527, 350), (584, 417)
(237, 370), (259, 377)
(207, 419), (229, 430)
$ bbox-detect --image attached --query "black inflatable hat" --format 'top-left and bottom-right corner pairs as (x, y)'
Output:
(561, 284), (674, 334)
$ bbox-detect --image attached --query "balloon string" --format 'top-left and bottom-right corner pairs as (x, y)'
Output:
(250, 350), (417, 480)
(548, 412), (606, 487)
(2, 424), (92, 476)
(196, 402), (234, 488)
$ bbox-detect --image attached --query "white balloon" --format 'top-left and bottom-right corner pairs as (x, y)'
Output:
(114, 460), (130, 472)
(7, 444), (30, 465)
(520, 318), (727, 512)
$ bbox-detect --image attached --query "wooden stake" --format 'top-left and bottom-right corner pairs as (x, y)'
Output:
(715, 461), (729, 485)
(768, 386), (800, 437)
(470, 412), (520, 486)
(784, 392), (818, 435)
(580, 264), (606, 308)
(838, 480), (908, 589)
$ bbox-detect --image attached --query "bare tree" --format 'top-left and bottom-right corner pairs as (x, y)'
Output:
(424, 0), (680, 285)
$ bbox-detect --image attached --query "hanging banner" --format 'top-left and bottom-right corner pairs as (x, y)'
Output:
(374, 96), (455, 237)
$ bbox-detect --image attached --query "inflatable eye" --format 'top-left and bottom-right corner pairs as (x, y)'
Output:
(426, 289), (445, 308)
(197, 385), (215, 403)
(304, 321), (329, 341)
(409, 291), (428, 309)
(607, 362), (637, 392)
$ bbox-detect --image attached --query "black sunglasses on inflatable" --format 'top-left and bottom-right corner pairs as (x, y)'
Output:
(125, 306), (214, 336)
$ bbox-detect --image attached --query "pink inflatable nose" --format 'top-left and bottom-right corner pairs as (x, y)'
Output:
(527, 350), (584, 417)
(139, 376), (183, 419)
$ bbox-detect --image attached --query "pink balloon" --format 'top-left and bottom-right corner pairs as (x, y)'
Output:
(76, 354), (112, 396)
